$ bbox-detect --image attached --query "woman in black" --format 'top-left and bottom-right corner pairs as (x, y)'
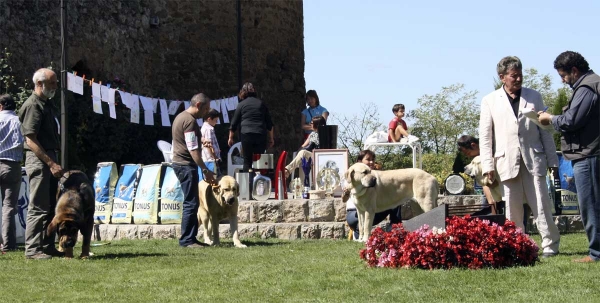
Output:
(228, 83), (274, 171)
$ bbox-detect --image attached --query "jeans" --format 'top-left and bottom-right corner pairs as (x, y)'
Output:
(241, 133), (267, 172)
(572, 156), (600, 260)
(0, 160), (21, 250)
(346, 206), (402, 239)
(172, 163), (200, 247)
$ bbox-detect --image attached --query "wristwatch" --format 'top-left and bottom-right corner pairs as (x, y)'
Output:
(202, 168), (209, 175)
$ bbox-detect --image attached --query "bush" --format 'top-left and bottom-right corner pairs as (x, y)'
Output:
(359, 215), (539, 269)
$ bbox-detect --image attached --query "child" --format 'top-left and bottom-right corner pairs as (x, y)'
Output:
(201, 109), (221, 175)
(284, 115), (327, 178)
(388, 103), (409, 142)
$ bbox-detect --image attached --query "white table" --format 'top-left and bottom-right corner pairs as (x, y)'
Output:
(364, 141), (422, 169)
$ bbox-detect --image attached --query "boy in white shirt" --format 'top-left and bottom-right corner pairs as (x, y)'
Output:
(201, 109), (221, 175)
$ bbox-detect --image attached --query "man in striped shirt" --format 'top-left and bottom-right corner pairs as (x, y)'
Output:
(0, 94), (24, 252)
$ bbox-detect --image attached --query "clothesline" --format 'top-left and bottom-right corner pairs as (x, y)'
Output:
(66, 71), (239, 127)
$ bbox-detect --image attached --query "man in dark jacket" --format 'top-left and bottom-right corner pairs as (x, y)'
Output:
(539, 51), (599, 263)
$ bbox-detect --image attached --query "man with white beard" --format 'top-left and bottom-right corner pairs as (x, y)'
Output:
(18, 68), (65, 260)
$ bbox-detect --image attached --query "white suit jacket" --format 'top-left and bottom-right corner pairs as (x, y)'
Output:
(479, 87), (558, 181)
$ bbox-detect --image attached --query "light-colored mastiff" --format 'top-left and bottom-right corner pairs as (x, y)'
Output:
(344, 163), (439, 241)
(198, 176), (246, 248)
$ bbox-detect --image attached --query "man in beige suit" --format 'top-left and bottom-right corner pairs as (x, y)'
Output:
(479, 56), (560, 257)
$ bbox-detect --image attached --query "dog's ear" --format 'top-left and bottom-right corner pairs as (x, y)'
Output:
(211, 184), (221, 195)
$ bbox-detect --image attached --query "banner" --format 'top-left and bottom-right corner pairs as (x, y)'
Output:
(93, 162), (119, 224)
(557, 153), (579, 215)
(111, 164), (142, 224)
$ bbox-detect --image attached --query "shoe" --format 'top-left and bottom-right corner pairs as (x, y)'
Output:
(25, 253), (52, 260)
(573, 256), (598, 263)
(182, 243), (206, 248)
(541, 252), (559, 258)
(45, 249), (66, 257)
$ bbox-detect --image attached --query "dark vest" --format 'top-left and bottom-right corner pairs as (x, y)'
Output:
(561, 72), (600, 161)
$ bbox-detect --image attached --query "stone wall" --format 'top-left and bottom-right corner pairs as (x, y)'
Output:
(0, 0), (305, 156)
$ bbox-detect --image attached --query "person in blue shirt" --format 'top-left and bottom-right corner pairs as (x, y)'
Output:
(301, 90), (328, 140)
(0, 94), (24, 252)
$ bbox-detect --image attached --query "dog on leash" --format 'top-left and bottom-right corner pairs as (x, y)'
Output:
(344, 163), (439, 242)
(47, 170), (95, 258)
(198, 176), (246, 248)
(463, 156), (503, 202)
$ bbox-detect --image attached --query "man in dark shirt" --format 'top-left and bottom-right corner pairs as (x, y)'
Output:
(539, 51), (599, 263)
(18, 68), (64, 260)
(171, 93), (215, 248)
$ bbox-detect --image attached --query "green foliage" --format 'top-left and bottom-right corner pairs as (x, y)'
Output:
(421, 153), (474, 194)
(408, 84), (479, 154)
(0, 235), (596, 302)
(333, 102), (384, 163)
(551, 86), (571, 149)
(0, 48), (32, 109)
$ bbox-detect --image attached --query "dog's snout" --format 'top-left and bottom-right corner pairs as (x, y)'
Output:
(226, 196), (236, 205)
(367, 177), (376, 188)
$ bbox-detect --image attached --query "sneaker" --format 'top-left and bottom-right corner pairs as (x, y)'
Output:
(182, 243), (206, 248)
(25, 253), (52, 260)
(541, 252), (559, 258)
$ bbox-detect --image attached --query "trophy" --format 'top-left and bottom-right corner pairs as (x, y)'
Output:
(316, 168), (341, 198)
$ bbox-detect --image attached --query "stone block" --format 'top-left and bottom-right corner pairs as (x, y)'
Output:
(237, 224), (259, 238)
(320, 222), (346, 239)
(275, 224), (300, 240)
(104, 225), (119, 241)
(566, 215), (584, 232)
(258, 224), (276, 239)
(153, 225), (177, 239)
(308, 200), (334, 222)
(301, 223), (320, 239)
(237, 202), (252, 223)
(118, 225), (138, 240)
(333, 199), (347, 222)
(137, 225), (154, 239)
(282, 200), (308, 222)
(255, 201), (283, 223)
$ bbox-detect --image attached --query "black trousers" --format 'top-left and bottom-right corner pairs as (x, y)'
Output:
(241, 133), (267, 171)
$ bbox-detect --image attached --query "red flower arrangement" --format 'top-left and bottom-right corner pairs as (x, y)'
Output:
(359, 215), (539, 269)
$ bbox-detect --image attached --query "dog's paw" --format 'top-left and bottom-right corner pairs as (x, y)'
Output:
(235, 243), (247, 248)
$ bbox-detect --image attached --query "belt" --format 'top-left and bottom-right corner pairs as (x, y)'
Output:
(0, 159), (19, 163)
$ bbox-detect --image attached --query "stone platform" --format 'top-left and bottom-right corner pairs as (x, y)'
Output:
(89, 195), (583, 241)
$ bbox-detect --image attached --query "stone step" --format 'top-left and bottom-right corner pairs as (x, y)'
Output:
(235, 195), (481, 224)
(91, 222), (351, 241)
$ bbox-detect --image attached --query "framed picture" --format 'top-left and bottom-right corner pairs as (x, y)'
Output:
(312, 149), (349, 196)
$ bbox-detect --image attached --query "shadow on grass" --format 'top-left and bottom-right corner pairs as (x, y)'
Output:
(92, 252), (168, 259)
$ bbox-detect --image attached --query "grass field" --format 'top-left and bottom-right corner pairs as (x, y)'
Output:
(0, 233), (598, 303)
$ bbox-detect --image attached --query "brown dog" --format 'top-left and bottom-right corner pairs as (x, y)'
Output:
(47, 171), (95, 258)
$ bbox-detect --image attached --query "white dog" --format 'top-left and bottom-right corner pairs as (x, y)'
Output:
(198, 176), (246, 248)
(344, 163), (439, 241)
(463, 156), (503, 202)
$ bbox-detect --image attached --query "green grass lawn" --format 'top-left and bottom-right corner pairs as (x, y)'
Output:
(0, 233), (598, 303)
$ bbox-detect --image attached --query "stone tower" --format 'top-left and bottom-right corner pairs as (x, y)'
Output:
(0, 0), (305, 168)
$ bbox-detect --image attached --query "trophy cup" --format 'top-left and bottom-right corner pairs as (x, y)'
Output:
(317, 168), (341, 198)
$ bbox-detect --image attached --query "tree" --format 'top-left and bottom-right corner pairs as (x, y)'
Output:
(494, 68), (557, 108)
(550, 86), (571, 149)
(408, 84), (479, 154)
(333, 102), (384, 163)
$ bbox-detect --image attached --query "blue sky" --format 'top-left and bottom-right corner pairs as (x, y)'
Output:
(304, 0), (600, 126)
